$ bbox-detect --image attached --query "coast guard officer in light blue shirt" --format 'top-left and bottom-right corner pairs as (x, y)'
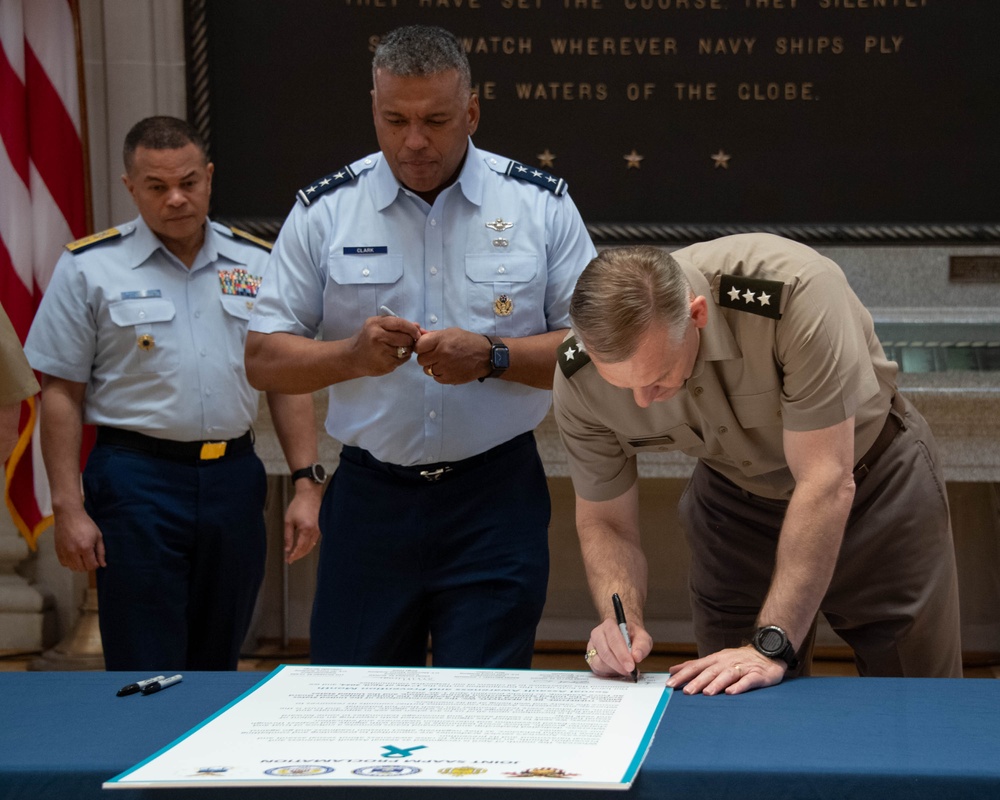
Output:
(246, 25), (596, 668)
(25, 116), (321, 672)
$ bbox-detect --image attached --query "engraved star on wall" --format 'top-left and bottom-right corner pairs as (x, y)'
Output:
(537, 149), (556, 169)
(711, 149), (731, 169)
(624, 149), (644, 169)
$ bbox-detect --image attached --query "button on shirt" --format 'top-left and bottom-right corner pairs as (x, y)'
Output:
(25, 217), (265, 441)
(250, 142), (596, 466)
(553, 233), (897, 502)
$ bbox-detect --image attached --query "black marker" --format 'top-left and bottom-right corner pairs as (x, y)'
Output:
(612, 593), (639, 683)
(141, 674), (183, 695)
(116, 675), (166, 697)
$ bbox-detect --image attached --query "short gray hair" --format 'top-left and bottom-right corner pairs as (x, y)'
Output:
(570, 246), (692, 362)
(372, 25), (471, 92)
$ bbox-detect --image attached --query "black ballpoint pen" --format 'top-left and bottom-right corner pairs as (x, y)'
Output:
(612, 593), (639, 682)
(116, 675), (166, 697)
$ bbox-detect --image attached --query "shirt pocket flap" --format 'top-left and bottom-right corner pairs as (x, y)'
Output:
(219, 294), (254, 321)
(729, 388), (784, 429)
(108, 297), (176, 327)
(623, 425), (703, 455)
(328, 254), (403, 285)
(465, 255), (537, 283)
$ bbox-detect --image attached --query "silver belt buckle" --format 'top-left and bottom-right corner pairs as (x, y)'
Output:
(419, 467), (453, 482)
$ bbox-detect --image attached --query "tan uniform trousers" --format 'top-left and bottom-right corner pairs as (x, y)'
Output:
(678, 395), (963, 678)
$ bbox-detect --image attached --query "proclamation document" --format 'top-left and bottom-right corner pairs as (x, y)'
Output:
(106, 665), (671, 790)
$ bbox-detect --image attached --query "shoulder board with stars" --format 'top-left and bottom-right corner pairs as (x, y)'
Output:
(296, 165), (359, 207)
(65, 227), (124, 254)
(228, 226), (273, 251)
(504, 161), (567, 196)
(718, 275), (783, 320)
(557, 334), (591, 379)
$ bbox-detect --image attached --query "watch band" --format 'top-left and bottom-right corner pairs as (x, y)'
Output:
(291, 463), (326, 484)
(478, 335), (509, 382)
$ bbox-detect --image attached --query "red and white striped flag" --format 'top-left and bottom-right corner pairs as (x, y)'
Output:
(1, 0), (89, 549)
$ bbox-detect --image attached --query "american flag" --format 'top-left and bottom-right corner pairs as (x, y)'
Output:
(0, 0), (89, 548)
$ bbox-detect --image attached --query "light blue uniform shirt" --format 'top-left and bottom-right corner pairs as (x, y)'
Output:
(249, 141), (596, 465)
(25, 216), (268, 441)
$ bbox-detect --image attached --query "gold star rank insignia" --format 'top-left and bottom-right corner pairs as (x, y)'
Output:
(718, 275), (783, 320)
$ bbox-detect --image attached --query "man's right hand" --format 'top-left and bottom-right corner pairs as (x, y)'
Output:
(585, 617), (652, 680)
(351, 314), (422, 376)
(53, 508), (106, 572)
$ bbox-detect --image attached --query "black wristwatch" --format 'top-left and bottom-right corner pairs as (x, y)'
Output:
(478, 335), (509, 382)
(751, 625), (799, 669)
(291, 463), (327, 484)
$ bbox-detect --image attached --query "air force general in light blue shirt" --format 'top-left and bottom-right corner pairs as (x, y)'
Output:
(249, 141), (597, 466)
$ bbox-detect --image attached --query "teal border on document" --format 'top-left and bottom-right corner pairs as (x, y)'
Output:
(621, 686), (673, 785)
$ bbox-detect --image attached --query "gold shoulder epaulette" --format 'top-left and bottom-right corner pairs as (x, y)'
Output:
(229, 226), (273, 251)
(65, 228), (122, 254)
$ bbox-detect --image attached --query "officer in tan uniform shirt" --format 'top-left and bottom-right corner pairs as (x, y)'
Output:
(553, 234), (962, 695)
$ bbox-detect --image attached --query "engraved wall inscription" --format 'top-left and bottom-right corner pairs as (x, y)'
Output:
(192, 2), (999, 240)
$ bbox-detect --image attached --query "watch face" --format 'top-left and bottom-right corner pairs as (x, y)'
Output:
(755, 626), (787, 656)
(313, 464), (328, 482)
(492, 345), (510, 370)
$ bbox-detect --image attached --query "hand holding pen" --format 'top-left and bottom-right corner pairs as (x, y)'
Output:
(613, 593), (639, 682)
(585, 593), (645, 682)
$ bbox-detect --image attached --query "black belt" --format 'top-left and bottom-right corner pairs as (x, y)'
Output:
(853, 394), (905, 483)
(96, 427), (253, 464)
(342, 431), (535, 483)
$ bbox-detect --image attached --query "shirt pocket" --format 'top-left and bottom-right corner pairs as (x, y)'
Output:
(621, 425), (704, 458)
(729, 388), (784, 430)
(326, 253), (404, 332)
(465, 254), (539, 336)
(108, 297), (179, 375)
(218, 294), (255, 356)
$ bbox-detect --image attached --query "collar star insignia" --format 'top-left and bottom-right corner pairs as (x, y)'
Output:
(711, 149), (732, 169)
(718, 274), (784, 320)
(557, 335), (591, 378)
(624, 149), (644, 169)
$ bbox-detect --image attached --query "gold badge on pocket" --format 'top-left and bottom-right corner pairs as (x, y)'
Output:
(137, 334), (155, 351)
(493, 294), (513, 317)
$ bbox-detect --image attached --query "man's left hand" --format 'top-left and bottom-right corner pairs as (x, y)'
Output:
(666, 645), (786, 696)
(414, 328), (491, 384)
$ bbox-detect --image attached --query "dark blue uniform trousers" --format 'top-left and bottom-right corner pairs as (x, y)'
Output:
(310, 432), (550, 669)
(84, 444), (267, 671)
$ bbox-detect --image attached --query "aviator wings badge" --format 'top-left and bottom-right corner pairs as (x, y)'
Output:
(485, 218), (514, 232)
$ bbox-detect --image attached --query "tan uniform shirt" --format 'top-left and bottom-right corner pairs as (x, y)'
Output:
(553, 233), (897, 502)
(1, 304), (39, 406)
